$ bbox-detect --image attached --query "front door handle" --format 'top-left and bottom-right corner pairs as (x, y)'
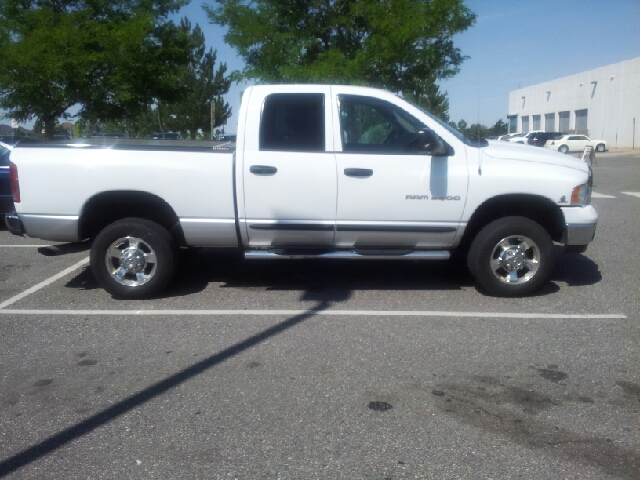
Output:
(344, 168), (373, 177)
(250, 165), (278, 176)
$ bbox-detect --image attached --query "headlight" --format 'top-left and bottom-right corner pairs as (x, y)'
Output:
(571, 183), (591, 205)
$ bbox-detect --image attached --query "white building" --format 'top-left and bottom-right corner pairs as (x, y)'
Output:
(508, 56), (640, 148)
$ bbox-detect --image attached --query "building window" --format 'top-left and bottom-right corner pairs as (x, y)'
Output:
(521, 116), (530, 132)
(544, 113), (555, 132)
(558, 111), (570, 133)
(508, 115), (518, 133)
(575, 109), (588, 134)
(532, 115), (541, 130)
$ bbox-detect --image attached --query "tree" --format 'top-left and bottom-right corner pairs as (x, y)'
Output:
(489, 119), (508, 136)
(0, 0), (190, 139)
(466, 123), (488, 139)
(74, 107), (158, 138)
(162, 18), (232, 140)
(206, 0), (475, 95)
(402, 80), (450, 122)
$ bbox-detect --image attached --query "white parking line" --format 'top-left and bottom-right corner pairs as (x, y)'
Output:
(621, 191), (640, 198)
(591, 192), (616, 199)
(0, 252), (626, 320)
(0, 309), (626, 319)
(0, 257), (90, 309)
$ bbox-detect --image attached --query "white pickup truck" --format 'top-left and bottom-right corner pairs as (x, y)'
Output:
(5, 85), (597, 298)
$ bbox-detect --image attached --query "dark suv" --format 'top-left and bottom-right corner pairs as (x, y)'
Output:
(528, 132), (564, 147)
(1, 142), (13, 215)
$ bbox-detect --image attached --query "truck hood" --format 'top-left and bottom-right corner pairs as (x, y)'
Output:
(482, 140), (589, 172)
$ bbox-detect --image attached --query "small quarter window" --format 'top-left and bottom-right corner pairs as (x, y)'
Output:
(259, 94), (325, 152)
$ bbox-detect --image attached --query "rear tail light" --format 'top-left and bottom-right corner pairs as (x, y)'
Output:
(9, 161), (20, 203)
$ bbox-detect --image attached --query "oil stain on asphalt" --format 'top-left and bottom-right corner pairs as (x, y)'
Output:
(430, 372), (640, 479)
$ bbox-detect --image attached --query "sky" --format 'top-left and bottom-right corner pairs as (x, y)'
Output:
(174, 0), (639, 133)
(8, 0), (640, 132)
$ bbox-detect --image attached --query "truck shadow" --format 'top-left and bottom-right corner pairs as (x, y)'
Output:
(165, 246), (603, 298)
(63, 246), (602, 298)
(167, 249), (474, 298)
(551, 245), (602, 287)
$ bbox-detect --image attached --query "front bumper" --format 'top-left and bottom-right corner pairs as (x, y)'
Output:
(560, 205), (598, 247)
(4, 210), (25, 236)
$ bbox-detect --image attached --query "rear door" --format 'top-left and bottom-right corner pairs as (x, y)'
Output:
(239, 87), (337, 247)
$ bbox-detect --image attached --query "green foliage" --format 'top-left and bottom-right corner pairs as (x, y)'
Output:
(206, 0), (476, 95)
(402, 81), (450, 122)
(490, 119), (508, 136)
(453, 118), (509, 138)
(0, 0), (189, 139)
(160, 18), (232, 139)
(74, 107), (158, 138)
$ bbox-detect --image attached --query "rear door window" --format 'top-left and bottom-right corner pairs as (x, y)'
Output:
(259, 93), (325, 152)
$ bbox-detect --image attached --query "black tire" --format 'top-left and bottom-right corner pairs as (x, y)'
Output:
(558, 145), (569, 154)
(90, 218), (178, 299)
(467, 216), (554, 297)
(596, 143), (605, 152)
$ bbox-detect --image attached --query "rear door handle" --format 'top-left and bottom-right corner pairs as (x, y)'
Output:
(344, 168), (373, 177)
(250, 165), (278, 176)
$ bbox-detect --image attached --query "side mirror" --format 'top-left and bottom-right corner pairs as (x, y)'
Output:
(417, 129), (451, 156)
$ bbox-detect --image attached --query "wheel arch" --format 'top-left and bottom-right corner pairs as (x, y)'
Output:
(79, 190), (185, 245)
(461, 194), (564, 248)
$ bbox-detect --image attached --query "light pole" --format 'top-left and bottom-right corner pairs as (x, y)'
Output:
(211, 98), (216, 140)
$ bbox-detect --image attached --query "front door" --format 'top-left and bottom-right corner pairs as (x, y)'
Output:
(334, 94), (467, 249)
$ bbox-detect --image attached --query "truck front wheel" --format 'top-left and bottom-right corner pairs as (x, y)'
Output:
(90, 218), (178, 299)
(467, 217), (554, 297)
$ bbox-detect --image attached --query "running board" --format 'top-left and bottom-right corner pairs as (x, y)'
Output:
(244, 250), (450, 260)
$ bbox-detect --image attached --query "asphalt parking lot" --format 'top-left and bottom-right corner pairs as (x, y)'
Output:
(1, 151), (639, 479)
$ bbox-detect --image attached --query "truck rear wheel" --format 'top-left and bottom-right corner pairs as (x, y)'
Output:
(467, 216), (554, 297)
(90, 218), (177, 299)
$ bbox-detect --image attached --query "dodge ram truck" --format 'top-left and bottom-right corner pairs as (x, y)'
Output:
(5, 84), (597, 298)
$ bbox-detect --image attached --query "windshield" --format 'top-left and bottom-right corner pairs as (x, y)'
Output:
(404, 98), (488, 147)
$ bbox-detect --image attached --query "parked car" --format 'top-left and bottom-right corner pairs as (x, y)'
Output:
(219, 134), (237, 142)
(508, 131), (544, 144)
(527, 132), (565, 147)
(544, 135), (608, 154)
(0, 136), (41, 146)
(92, 132), (130, 139)
(152, 132), (181, 140)
(0, 142), (13, 215)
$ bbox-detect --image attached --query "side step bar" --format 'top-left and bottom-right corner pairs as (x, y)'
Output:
(244, 250), (450, 260)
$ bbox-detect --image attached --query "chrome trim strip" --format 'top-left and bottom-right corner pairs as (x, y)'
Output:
(179, 218), (239, 247)
(246, 220), (335, 232)
(20, 214), (80, 242)
(249, 223), (335, 231)
(245, 250), (450, 260)
(336, 224), (456, 233)
(563, 223), (597, 246)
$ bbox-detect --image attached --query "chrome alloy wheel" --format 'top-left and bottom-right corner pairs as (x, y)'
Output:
(105, 236), (157, 287)
(490, 235), (540, 284)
